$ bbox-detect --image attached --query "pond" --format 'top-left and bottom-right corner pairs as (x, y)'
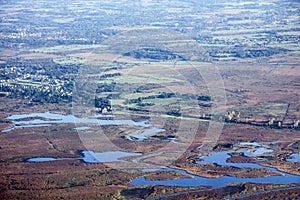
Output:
(242, 148), (274, 157)
(286, 153), (300, 162)
(26, 157), (64, 162)
(80, 151), (143, 163)
(26, 150), (143, 163)
(127, 127), (166, 141)
(239, 142), (261, 147)
(196, 150), (277, 170)
(73, 126), (91, 131)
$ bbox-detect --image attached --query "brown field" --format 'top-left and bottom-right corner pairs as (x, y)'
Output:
(18, 53), (62, 60)
(1, 55), (300, 199)
(0, 93), (300, 199)
(159, 183), (300, 200)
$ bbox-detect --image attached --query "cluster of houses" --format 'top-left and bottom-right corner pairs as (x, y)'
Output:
(0, 66), (72, 102)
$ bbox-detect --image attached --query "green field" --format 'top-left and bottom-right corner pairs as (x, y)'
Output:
(51, 18), (75, 23)
(53, 57), (86, 65)
(232, 102), (289, 118)
(99, 74), (185, 84)
(32, 44), (105, 53)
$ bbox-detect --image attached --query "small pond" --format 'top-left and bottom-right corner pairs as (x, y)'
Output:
(286, 153), (300, 162)
(26, 157), (64, 162)
(243, 148), (274, 157)
(80, 151), (143, 163)
(127, 127), (166, 141)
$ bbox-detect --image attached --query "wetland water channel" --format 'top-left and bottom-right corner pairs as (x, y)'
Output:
(2, 112), (300, 191)
(130, 150), (300, 187)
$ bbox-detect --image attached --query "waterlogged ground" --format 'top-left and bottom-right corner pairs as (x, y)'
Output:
(4, 112), (299, 192)
(0, 100), (300, 199)
(130, 142), (300, 188)
(2, 112), (166, 140)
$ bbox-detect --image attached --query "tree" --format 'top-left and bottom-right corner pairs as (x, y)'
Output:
(226, 111), (236, 121)
(294, 120), (299, 128)
(268, 118), (276, 126)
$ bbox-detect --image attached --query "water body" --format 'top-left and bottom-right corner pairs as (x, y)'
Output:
(1, 124), (53, 133)
(26, 150), (143, 163)
(80, 150), (143, 163)
(10, 112), (300, 189)
(1, 126), (16, 133)
(127, 127), (165, 141)
(130, 146), (300, 188)
(4, 112), (163, 140)
(243, 148), (274, 157)
(74, 126), (91, 131)
(286, 154), (300, 162)
(240, 142), (261, 147)
(197, 151), (278, 171)
(130, 166), (300, 188)
(26, 157), (64, 162)
(6, 112), (150, 127)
